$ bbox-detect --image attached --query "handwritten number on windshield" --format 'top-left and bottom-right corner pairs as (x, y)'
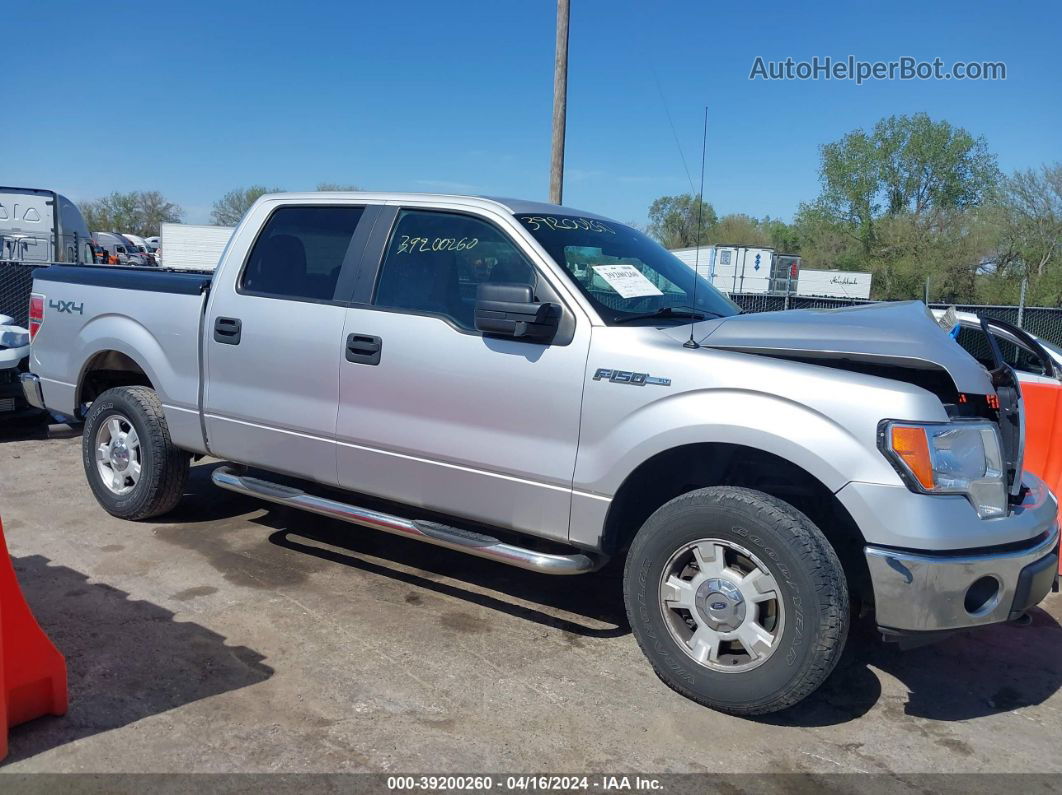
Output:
(520, 216), (615, 234)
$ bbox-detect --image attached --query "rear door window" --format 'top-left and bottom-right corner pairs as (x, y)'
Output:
(240, 206), (365, 302)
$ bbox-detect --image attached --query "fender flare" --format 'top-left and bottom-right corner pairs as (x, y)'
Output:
(73, 317), (169, 407)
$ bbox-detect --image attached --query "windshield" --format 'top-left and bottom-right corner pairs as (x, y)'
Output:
(516, 213), (739, 324)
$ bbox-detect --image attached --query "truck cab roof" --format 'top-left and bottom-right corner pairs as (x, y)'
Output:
(257, 191), (611, 222)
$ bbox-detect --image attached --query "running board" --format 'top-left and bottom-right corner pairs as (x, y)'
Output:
(211, 465), (604, 575)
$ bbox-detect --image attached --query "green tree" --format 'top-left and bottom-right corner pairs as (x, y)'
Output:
(646, 194), (718, 249)
(802, 114), (1003, 301)
(761, 216), (800, 253)
(709, 214), (770, 247)
(136, 191), (183, 235)
(817, 113), (999, 262)
(210, 186), (283, 226)
(819, 128), (880, 254)
(79, 193), (136, 234)
(871, 208), (997, 302)
(874, 114), (999, 218)
(78, 191), (182, 236)
(997, 165), (1062, 276)
(987, 163), (1062, 305)
(792, 201), (866, 272)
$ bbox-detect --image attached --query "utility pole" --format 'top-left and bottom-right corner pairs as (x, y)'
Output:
(549, 0), (570, 205)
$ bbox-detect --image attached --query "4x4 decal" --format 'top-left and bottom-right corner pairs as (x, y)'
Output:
(49, 299), (84, 315)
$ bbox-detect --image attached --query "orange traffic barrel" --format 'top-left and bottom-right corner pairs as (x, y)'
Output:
(0, 517), (68, 761)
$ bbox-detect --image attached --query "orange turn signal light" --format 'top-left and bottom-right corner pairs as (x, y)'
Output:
(890, 426), (935, 490)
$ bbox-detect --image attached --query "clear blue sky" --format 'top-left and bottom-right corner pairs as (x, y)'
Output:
(6, 0), (1059, 225)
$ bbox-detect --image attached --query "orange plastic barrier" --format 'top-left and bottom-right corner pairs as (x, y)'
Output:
(0, 518), (68, 761)
(1022, 382), (1062, 497)
(1020, 382), (1062, 574)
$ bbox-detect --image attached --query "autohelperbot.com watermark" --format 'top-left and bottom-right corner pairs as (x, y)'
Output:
(749, 55), (1006, 85)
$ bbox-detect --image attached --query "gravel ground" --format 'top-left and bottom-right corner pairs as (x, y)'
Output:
(1, 425), (1060, 778)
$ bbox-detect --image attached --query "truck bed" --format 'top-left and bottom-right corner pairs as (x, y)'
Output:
(30, 263), (213, 452)
(32, 263), (213, 295)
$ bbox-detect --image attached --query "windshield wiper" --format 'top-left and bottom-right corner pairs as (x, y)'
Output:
(613, 307), (720, 324)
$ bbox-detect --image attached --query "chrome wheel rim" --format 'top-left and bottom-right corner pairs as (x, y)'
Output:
(658, 538), (785, 672)
(95, 414), (142, 496)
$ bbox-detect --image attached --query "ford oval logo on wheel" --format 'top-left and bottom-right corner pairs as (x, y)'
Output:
(710, 601), (728, 610)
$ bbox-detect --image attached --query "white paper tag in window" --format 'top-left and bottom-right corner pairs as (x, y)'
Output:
(591, 264), (663, 298)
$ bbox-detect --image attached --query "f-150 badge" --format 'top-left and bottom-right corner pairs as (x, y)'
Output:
(593, 368), (671, 387)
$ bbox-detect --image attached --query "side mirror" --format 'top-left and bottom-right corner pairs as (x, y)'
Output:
(475, 282), (559, 342)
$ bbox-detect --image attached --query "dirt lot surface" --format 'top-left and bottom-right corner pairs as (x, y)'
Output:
(2, 426), (1061, 776)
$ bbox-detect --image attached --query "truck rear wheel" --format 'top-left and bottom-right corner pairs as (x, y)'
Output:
(82, 386), (190, 520)
(623, 486), (849, 715)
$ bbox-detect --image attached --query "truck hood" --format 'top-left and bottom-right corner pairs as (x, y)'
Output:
(662, 300), (993, 395)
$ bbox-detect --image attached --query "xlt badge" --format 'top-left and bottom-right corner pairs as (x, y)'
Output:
(593, 368), (671, 387)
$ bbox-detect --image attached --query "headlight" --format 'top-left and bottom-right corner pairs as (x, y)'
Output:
(881, 421), (1007, 519)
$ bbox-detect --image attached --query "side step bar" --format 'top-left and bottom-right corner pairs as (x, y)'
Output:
(211, 465), (604, 575)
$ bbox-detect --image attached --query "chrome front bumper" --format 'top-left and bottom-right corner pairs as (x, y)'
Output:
(19, 372), (45, 410)
(866, 519), (1059, 634)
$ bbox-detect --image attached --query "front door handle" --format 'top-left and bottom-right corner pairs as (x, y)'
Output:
(345, 333), (382, 365)
(214, 316), (242, 345)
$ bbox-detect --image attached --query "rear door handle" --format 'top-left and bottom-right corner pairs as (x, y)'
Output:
(345, 333), (382, 365)
(213, 316), (242, 345)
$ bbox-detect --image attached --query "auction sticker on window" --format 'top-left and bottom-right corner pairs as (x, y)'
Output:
(591, 264), (663, 298)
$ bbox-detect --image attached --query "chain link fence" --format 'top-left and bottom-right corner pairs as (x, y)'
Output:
(727, 292), (1062, 348)
(0, 262), (36, 327)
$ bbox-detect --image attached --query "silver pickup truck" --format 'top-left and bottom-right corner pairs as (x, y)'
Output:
(22, 192), (1060, 715)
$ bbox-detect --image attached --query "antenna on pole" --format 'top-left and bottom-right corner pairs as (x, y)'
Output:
(684, 105), (709, 350)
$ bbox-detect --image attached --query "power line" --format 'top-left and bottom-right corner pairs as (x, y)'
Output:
(650, 68), (697, 196)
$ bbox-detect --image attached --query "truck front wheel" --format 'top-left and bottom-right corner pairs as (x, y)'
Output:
(82, 386), (190, 520)
(624, 486), (849, 715)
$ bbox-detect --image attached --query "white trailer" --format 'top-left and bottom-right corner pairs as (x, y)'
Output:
(159, 223), (234, 270)
(795, 269), (873, 299)
(671, 245), (775, 294)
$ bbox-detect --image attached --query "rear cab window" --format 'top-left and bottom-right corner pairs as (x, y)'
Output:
(240, 206), (365, 302)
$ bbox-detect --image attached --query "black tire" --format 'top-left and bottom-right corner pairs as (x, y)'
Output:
(623, 486), (849, 715)
(82, 386), (190, 520)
